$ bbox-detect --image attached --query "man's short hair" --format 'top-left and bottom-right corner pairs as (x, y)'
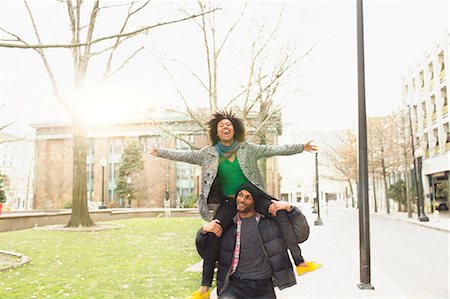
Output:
(206, 109), (246, 145)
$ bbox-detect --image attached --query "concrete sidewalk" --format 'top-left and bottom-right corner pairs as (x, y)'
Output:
(275, 207), (407, 299)
(185, 205), (448, 299)
(373, 209), (449, 233)
(279, 206), (448, 298)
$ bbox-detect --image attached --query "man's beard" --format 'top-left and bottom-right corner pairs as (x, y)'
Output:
(238, 204), (254, 214)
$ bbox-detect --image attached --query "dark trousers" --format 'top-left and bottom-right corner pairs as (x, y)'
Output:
(201, 193), (304, 287)
(219, 276), (276, 299)
(202, 196), (236, 286)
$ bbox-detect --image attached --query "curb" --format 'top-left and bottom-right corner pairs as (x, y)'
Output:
(374, 213), (450, 233)
(0, 250), (31, 271)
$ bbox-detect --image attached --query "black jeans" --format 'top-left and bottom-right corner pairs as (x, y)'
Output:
(202, 196), (237, 286)
(201, 193), (304, 287)
(220, 276), (276, 299)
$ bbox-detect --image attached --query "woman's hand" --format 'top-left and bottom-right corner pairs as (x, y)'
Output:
(149, 145), (159, 157)
(304, 140), (319, 153)
(202, 219), (222, 237)
(268, 200), (293, 216)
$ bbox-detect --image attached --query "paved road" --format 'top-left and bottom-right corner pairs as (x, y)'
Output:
(277, 202), (449, 299)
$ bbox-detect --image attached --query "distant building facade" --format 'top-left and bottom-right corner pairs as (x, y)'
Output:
(31, 109), (283, 210)
(0, 132), (35, 210)
(402, 33), (449, 211)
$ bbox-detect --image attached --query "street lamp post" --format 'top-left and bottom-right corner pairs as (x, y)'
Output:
(314, 152), (323, 226)
(165, 160), (170, 208)
(416, 156), (429, 221)
(99, 157), (107, 209)
(407, 105), (429, 222)
(356, 0), (374, 290)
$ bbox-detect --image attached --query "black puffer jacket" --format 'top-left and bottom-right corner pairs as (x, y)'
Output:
(196, 213), (297, 296)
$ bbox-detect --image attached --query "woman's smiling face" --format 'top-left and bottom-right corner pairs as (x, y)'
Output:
(217, 119), (235, 143)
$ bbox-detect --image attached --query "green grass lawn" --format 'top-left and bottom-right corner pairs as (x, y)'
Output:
(0, 217), (206, 299)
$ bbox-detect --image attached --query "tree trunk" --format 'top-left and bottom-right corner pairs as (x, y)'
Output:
(67, 123), (94, 227)
(405, 170), (412, 216)
(381, 158), (390, 214)
(348, 179), (355, 208)
(371, 170), (378, 213)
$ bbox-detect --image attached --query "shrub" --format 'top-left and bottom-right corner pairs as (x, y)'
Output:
(106, 201), (120, 208)
(180, 193), (197, 208)
(63, 201), (72, 209)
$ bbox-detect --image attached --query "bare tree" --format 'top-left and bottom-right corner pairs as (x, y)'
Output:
(368, 115), (406, 214)
(367, 130), (380, 213)
(237, 14), (313, 181)
(368, 117), (390, 213)
(150, 2), (313, 186)
(390, 108), (414, 214)
(0, 0), (214, 227)
(322, 129), (357, 208)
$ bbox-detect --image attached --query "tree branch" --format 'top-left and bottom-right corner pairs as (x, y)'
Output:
(23, 0), (73, 118)
(146, 47), (208, 132)
(0, 8), (219, 49)
(104, 46), (144, 80)
(102, 1), (150, 79)
(0, 134), (31, 144)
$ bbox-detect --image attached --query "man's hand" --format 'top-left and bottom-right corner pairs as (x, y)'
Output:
(202, 219), (222, 237)
(268, 200), (293, 216)
(149, 145), (158, 157)
(304, 140), (319, 153)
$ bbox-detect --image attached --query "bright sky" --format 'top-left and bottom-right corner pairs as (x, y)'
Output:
(0, 0), (448, 187)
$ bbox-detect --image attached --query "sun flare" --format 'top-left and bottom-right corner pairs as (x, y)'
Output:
(74, 85), (147, 125)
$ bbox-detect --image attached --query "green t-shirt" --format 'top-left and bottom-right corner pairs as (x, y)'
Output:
(218, 156), (250, 196)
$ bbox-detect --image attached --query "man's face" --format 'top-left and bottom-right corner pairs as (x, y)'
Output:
(236, 189), (255, 214)
(217, 119), (235, 143)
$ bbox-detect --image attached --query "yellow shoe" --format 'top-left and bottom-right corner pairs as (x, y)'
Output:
(296, 261), (322, 276)
(185, 289), (211, 299)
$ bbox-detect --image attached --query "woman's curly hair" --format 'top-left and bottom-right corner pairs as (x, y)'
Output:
(206, 109), (246, 145)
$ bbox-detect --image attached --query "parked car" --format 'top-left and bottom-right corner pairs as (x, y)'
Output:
(434, 197), (448, 211)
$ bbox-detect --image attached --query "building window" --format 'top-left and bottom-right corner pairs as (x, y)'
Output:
(438, 51), (445, 80)
(109, 138), (123, 154)
(175, 135), (195, 200)
(433, 127), (439, 148)
(108, 162), (120, 181)
(442, 87), (448, 114)
(419, 71), (424, 89)
(429, 62), (434, 83)
(431, 95), (436, 113)
(108, 189), (115, 201)
(444, 122), (450, 143)
(423, 132), (429, 157)
(421, 101), (427, 120)
(87, 139), (94, 155)
(86, 161), (94, 201)
(139, 136), (159, 152)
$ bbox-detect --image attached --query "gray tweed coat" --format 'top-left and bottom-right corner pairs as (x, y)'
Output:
(157, 141), (304, 220)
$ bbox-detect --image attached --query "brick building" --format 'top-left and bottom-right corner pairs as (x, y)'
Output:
(31, 109), (283, 210)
